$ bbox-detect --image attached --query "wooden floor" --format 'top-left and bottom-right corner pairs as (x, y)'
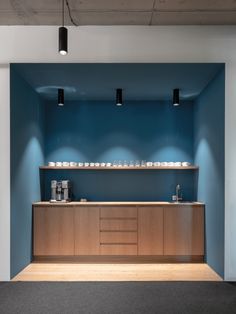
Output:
(12, 263), (222, 281)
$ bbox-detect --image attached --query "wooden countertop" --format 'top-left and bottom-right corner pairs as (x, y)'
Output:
(33, 201), (204, 206)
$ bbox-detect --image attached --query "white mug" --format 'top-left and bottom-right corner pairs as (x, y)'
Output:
(56, 162), (62, 167)
(174, 162), (182, 166)
(182, 162), (191, 166)
(84, 162), (89, 167)
(62, 162), (69, 167)
(70, 162), (77, 167)
(161, 162), (168, 166)
(48, 162), (55, 167)
(78, 162), (84, 167)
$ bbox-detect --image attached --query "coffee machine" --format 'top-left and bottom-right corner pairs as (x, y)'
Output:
(50, 180), (71, 202)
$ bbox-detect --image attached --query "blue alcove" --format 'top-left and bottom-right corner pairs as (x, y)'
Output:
(10, 63), (225, 279)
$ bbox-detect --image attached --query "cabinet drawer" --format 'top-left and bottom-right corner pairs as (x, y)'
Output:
(100, 244), (137, 255)
(100, 219), (137, 231)
(100, 231), (137, 244)
(100, 206), (137, 218)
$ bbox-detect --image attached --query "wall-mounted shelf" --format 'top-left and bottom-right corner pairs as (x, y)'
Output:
(40, 166), (199, 170)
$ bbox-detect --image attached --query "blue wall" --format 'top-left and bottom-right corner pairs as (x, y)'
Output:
(10, 67), (44, 278)
(43, 100), (196, 201)
(194, 68), (225, 277)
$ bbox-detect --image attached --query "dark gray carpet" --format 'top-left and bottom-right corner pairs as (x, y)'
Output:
(0, 282), (236, 314)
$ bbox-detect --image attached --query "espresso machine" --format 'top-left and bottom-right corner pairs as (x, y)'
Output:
(50, 180), (71, 202)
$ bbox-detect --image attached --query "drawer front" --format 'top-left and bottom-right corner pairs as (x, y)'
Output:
(100, 244), (137, 255)
(100, 219), (137, 231)
(100, 206), (137, 218)
(100, 231), (137, 244)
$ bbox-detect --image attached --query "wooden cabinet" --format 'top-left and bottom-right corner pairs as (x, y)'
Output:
(33, 203), (204, 260)
(34, 206), (74, 256)
(74, 206), (100, 255)
(164, 205), (204, 255)
(138, 206), (164, 255)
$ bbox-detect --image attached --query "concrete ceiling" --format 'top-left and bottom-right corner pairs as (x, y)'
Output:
(12, 63), (224, 101)
(1, 0), (236, 25)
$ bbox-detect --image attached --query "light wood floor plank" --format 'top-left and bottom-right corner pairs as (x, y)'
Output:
(12, 263), (222, 281)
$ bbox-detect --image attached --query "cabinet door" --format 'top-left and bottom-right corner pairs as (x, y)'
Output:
(74, 206), (100, 255)
(138, 206), (164, 255)
(34, 206), (74, 256)
(164, 205), (204, 255)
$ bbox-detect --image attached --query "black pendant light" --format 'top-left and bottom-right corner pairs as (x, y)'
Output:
(59, 0), (68, 55)
(116, 89), (123, 106)
(58, 89), (64, 106)
(173, 88), (180, 106)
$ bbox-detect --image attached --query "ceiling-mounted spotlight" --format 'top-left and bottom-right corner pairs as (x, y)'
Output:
(59, 0), (68, 55)
(173, 88), (180, 106)
(116, 89), (123, 106)
(58, 88), (64, 106)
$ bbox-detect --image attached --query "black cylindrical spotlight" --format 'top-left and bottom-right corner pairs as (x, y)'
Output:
(173, 88), (180, 106)
(59, 26), (68, 55)
(58, 88), (64, 106)
(116, 88), (123, 106)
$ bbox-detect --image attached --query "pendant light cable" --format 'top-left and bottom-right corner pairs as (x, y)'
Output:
(62, 0), (64, 27)
(65, 0), (78, 26)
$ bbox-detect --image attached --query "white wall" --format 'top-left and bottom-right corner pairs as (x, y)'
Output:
(0, 25), (235, 280)
(0, 65), (10, 281)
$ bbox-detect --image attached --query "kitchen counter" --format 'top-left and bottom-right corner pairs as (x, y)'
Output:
(33, 201), (205, 262)
(33, 201), (204, 206)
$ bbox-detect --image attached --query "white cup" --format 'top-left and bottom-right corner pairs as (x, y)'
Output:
(78, 162), (84, 167)
(106, 162), (112, 167)
(70, 162), (77, 167)
(84, 162), (89, 167)
(56, 162), (62, 167)
(62, 162), (69, 167)
(167, 162), (174, 166)
(101, 162), (106, 167)
(90, 162), (95, 167)
(174, 162), (182, 167)
(146, 162), (153, 167)
(160, 162), (168, 166)
(182, 162), (191, 166)
(95, 162), (100, 167)
(48, 162), (55, 167)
